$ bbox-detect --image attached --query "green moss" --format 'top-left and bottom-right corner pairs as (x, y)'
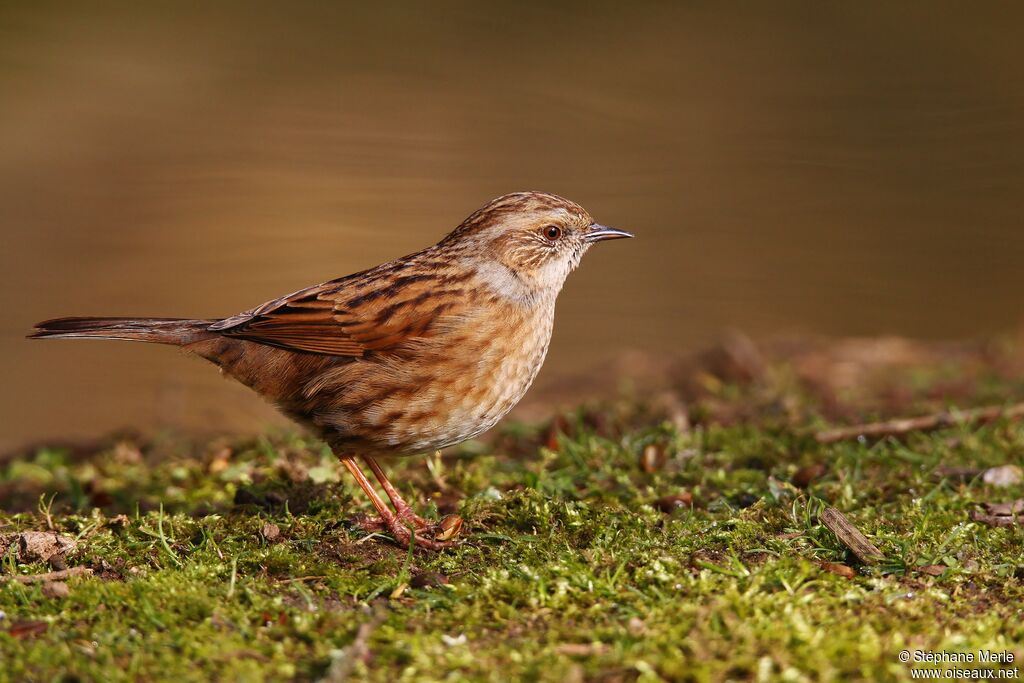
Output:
(1, 413), (1022, 682)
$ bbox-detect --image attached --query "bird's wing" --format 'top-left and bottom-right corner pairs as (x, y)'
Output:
(209, 269), (471, 357)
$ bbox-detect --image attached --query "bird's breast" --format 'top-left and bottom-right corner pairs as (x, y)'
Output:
(314, 298), (556, 455)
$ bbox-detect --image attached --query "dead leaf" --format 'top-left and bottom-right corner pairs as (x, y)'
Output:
(982, 500), (1024, 516)
(970, 503), (1022, 527)
(654, 492), (693, 513)
(0, 531), (77, 563)
(820, 562), (857, 579)
(971, 514), (1011, 527)
(259, 611), (287, 627)
(436, 515), (463, 541)
(916, 565), (947, 576)
(109, 515), (131, 528)
(793, 463), (828, 488)
(8, 620), (48, 639)
(639, 444), (666, 473)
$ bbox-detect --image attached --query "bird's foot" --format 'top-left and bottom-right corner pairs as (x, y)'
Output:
(351, 512), (463, 551)
(396, 506), (436, 532)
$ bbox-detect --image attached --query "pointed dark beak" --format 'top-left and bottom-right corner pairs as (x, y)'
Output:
(584, 223), (634, 243)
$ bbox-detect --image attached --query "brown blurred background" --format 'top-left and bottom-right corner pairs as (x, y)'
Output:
(3, 2), (1024, 450)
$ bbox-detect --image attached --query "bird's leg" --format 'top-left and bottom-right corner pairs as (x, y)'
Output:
(362, 455), (434, 531)
(338, 456), (452, 551)
(363, 456), (463, 542)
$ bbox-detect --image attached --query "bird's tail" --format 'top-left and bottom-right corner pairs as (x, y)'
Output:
(29, 317), (215, 346)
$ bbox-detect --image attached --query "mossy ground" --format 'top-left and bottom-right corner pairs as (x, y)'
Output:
(1, 410), (1022, 682)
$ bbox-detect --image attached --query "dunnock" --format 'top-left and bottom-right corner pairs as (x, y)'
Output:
(31, 192), (632, 550)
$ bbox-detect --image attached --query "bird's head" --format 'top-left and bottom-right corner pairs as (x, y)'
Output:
(443, 192), (632, 301)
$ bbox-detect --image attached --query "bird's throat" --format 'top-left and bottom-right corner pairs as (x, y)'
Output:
(471, 259), (548, 307)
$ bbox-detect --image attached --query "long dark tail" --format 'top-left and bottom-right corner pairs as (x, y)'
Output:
(29, 317), (215, 346)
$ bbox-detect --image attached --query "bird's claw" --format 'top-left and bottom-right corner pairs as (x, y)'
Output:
(350, 512), (464, 551)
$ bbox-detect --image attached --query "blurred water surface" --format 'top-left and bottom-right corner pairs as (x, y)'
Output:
(3, 2), (1024, 449)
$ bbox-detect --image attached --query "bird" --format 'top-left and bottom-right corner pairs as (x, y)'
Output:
(30, 191), (633, 550)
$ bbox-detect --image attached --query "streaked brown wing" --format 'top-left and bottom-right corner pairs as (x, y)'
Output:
(210, 272), (465, 357)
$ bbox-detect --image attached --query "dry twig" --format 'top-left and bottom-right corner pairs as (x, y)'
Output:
(1, 567), (93, 584)
(814, 403), (1024, 444)
(819, 507), (884, 564)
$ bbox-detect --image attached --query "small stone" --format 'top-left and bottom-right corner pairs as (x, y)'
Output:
(260, 523), (281, 542)
(42, 581), (70, 599)
(982, 465), (1023, 488)
(627, 617), (646, 636)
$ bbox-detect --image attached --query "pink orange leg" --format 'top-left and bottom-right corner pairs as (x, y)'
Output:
(338, 456), (451, 551)
(362, 456), (434, 531)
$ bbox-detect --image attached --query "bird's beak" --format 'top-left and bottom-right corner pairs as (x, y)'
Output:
(584, 223), (634, 243)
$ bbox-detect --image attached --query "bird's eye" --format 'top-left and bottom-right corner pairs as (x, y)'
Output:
(543, 225), (562, 241)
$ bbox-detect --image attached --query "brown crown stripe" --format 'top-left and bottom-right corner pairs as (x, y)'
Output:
(444, 192), (587, 241)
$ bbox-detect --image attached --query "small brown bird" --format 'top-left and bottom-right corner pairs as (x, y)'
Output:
(30, 192), (632, 550)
